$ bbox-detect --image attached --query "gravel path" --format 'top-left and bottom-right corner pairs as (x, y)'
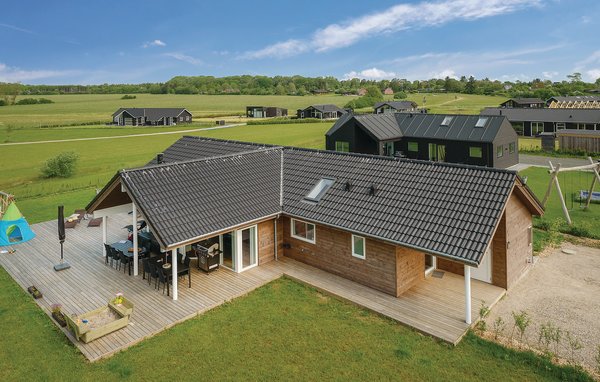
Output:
(486, 244), (600, 370)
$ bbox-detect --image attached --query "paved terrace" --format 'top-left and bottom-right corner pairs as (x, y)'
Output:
(0, 214), (504, 361)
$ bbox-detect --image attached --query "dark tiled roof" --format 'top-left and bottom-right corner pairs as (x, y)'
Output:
(112, 108), (190, 121)
(500, 98), (544, 105)
(122, 149), (282, 248)
(282, 149), (516, 265)
(95, 137), (535, 265)
(374, 101), (418, 110)
(147, 136), (276, 165)
(305, 104), (346, 113)
(482, 107), (600, 123)
(326, 113), (507, 143)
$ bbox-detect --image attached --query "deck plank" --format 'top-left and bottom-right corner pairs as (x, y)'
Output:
(0, 213), (505, 360)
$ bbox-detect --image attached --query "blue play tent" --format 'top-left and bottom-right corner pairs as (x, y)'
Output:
(0, 201), (35, 246)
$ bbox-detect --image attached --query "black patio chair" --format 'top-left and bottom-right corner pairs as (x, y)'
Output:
(142, 257), (159, 286)
(156, 267), (172, 295)
(117, 250), (132, 275)
(103, 244), (113, 266)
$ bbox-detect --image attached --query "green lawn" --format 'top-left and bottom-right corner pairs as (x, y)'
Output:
(3, 123), (331, 223)
(0, 268), (590, 381)
(519, 167), (600, 238)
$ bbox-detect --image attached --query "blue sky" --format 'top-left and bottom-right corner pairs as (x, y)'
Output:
(1, 0), (599, 84)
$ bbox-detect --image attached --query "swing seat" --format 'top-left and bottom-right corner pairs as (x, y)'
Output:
(579, 190), (600, 202)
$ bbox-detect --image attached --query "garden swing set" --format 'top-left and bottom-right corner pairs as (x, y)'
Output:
(542, 157), (600, 225)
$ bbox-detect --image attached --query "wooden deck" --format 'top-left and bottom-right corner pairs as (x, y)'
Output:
(0, 213), (504, 361)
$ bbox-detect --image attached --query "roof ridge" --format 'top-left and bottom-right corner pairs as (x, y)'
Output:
(181, 135), (279, 148)
(124, 146), (284, 173)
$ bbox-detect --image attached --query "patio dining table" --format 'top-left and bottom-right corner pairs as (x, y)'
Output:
(109, 240), (142, 275)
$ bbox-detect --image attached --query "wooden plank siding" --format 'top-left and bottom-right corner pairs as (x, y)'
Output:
(558, 134), (600, 153)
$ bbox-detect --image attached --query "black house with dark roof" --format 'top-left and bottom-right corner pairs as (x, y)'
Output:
(499, 98), (545, 108)
(112, 108), (192, 126)
(297, 104), (346, 119)
(87, 136), (543, 326)
(326, 113), (518, 168)
(373, 101), (418, 114)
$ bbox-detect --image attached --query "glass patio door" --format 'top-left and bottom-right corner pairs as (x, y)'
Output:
(428, 143), (446, 162)
(220, 232), (235, 271)
(237, 226), (257, 271)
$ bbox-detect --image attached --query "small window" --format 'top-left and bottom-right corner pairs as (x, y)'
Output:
(509, 142), (516, 154)
(469, 146), (482, 158)
(407, 141), (418, 152)
(441, 116), (453, 126)
(475, 117), (487, 128)
(497, 145), (504, 158)
(352, 235), (365, 259)
(335, 141), (349, 152)
(291, 219), (316, 244)
(556, 122), (565, 130)
(304, 178), (335, 203)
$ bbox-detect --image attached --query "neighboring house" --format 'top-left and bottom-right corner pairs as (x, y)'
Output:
(556, 129), (600, 153)
(87, 136), (543, 326)
(547, 96), (600, 109)
(383, 87), (394, 95)
(373, 101), (418, 114)
(357, 88), (368, 96)
(326, 113), (519, 168)
(112, 108), (192, 126)
(297, 104), (347, 119)
(246, 106), (288, 118)
(481, 107), (600, 137)
(499, 98), (545, 108)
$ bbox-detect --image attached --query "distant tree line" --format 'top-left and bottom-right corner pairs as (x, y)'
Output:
(1, 73), (599, 101)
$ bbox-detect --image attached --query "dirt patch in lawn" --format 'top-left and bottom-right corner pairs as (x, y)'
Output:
(486, 244), (600, 371)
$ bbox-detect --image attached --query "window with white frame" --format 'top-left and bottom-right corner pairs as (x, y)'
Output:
(351, 235), (365, 259)
(531, 122), (544, 135)
(509, 142), (516, 154)
(291, 219), (316, 244)
(496, 145), (504, 158)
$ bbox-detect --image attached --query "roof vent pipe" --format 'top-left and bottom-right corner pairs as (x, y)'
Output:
(345, 181), (352, 191)
(157, 153), (164, 164)
(369, 184), (377, 196)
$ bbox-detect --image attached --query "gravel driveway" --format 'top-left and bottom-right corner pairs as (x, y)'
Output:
(486, 244), (600, 370)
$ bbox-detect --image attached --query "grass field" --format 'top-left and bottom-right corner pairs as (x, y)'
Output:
(0, 93), (504, 130)
(0, 269), (590, 381)
(519, 167), (600, 238)
(2, 123), (332, 223)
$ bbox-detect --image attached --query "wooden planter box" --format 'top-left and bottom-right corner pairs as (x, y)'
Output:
(65, 299), (134, 344)
(109, 297), (134, 316)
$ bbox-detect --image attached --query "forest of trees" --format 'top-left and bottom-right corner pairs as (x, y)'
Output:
(1, 73), (599, 103)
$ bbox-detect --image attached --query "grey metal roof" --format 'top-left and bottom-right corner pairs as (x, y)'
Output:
(327, 113), (507, 143)
(500, 98), (544, 106)
(112, 108), (190, 121)
(354, 113), (403, 141)
(147, 136), (276, 165)
(482, 107), (600, 124)
(122, 148), (283, 248)
(556, 129), (600, 136)
(93, 137), (537, 266)
(374, 101), (417, 110)
(282, 149), (517, 265)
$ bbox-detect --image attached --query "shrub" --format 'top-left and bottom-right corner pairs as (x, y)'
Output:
(38, 98), (54, 104)
(247, 117), (330, 126)
(492, 317), (506, 340)
(0, 99), (6, 106)
(394, 91), (407, 99)
(41, 151), (79, 178)
(511, 310), (531, 345)
(121, 94), (137, 99)
(15, 97), (54, 105)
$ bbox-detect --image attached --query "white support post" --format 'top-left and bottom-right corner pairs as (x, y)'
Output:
(464, 265), (472, 325)
(172, 248), (178, 301)
(102, 216), (108, 257)
(132, 203), (139, 276)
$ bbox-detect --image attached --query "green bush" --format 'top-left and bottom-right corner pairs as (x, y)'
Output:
(41, 152), (79, 178)
(121, 94), (137, 99)
(15, 98), (54, 105)
(0, 99), (6, 106)
(345, 86), (383, 109)
(394, 91), (407, 99)
(247, 117), (329, 125)
(37, 98), (53, 104)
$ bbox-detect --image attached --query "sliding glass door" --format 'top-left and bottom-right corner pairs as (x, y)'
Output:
(219, 225), (258, 272)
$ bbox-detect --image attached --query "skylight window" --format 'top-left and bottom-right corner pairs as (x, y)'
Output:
(304, 178), (335, 203)
(441, 116), (453, 126)
(475, 117), (488, 128)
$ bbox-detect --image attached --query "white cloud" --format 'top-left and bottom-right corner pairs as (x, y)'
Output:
(142, 39), (166, 48)
(587, 69), (600, 81)
(242, 0), (540, 59)
(542, 71), (558, 79)
(429, 69), (458, 79)
(163, 52), (203, 65)
(574, 50), (600, 81)
(239, 39), (308, 59)
(0, 22), (35, 35)
(344, 67), (397, 80)
(0, 63), (80, 83)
